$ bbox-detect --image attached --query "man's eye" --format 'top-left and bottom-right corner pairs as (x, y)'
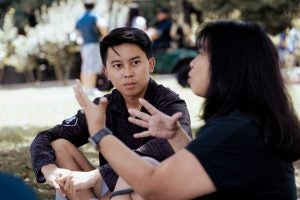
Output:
(112, 64), (122, 68)
(133, 60), (140, 65)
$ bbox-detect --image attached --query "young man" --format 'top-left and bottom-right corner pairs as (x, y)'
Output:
(30, 27), (192, 200)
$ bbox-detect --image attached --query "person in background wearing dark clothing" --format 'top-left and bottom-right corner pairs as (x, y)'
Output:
(148, 7), (173, 52)
(30, 27), (192, 200)
(125, 3), (147, 31)
(71, 20), (300, 200)
(75, 0), (107, 96)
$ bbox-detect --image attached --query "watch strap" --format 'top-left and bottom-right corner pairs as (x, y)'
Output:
(89, 127), (112, 150)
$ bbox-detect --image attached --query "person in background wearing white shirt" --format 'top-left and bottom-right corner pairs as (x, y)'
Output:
(125, 3), (147, 31)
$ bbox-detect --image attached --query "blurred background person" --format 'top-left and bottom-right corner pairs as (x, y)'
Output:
(286, 18), (300, 68)
(75, 0), (108, 96)
(147, 7), (173, 53)
(125, 3), (147, 31)
(277, 27), (290, 68)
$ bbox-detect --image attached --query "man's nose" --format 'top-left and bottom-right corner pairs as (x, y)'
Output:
(124, 66), (134, 78)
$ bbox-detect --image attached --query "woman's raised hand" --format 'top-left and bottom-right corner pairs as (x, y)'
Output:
(128, 98), (182, 139)
(73, 79), (108, 136)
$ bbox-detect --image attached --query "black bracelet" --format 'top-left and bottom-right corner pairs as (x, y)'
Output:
(109, 188), (134, 199)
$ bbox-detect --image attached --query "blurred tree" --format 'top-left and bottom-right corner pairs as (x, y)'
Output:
(131, 0), (171, 26)
(190, 0), (300, 34)
(0, 0), (55, 29)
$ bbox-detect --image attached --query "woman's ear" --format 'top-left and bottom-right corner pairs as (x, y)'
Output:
(149, 57), (155, 73)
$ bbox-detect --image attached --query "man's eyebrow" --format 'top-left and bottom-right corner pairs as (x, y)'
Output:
(129, 56), (141, 61)
(110, 60), (121, 65)
(110, 56), (141, 65)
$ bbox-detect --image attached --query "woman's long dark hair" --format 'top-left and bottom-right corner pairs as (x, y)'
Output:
(198, 20), (300, 161)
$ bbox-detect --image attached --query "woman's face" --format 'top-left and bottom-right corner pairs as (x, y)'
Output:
(188, 43), (210, 97)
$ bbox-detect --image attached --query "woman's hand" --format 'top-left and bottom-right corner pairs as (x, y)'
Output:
(73, 79), (108, 136)
(128, 98), (182, 139)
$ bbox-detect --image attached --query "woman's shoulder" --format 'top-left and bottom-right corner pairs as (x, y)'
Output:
(198, 111), (257, 139)
(208, 111), (254, 126)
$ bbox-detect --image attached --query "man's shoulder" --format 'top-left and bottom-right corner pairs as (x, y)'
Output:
(153, 82), (180, 99)
(146, 79), (183, 106)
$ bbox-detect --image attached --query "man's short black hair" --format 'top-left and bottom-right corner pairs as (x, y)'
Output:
(84, 3), (94, 10)
(100, 27), (153, 65)
(157, 7), (170, 14)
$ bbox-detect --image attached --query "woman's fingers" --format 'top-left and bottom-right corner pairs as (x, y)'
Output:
(128, 116), (149, 128)
(128, 108), (150, 121)
(171, 112), (183, 122)
(73, 79), (89, 108)
(133, 131), (151, 138)
(138, 98), (159, 115)
(98, 97), (108, 112)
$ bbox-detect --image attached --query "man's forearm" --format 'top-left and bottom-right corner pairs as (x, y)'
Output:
(41, 164), (58, 178)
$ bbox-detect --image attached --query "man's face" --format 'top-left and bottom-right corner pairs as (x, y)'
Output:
(104, 43), (155, 98)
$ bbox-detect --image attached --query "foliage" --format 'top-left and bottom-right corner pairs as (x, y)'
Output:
(0, 0), (101, 76)
(0, 0), (55, 28)
(137, 0), (171, 26)
(190, 0), (300, 34)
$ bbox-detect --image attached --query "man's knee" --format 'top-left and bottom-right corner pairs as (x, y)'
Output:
(51, 139), (74, 151)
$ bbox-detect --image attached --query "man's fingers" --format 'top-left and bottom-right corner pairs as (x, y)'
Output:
(52, 179), (61, 190)
(56, 188), (66, 197)
(53, 180), (66, 197)
(63, 176), (72, 192)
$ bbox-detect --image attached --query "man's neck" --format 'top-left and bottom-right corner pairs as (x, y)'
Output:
(124, 97), (142, 110)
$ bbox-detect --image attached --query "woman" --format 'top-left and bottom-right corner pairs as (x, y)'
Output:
(71, 20), (300, 199)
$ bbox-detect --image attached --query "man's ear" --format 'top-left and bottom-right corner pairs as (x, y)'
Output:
(103, 67), (110, 80)
(149, 57), (155, 73)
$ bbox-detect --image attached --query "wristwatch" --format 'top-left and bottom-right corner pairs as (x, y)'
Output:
(88, 127), (112, 150)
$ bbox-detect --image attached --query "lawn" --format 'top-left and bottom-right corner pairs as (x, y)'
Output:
(0, 126), (98, 199)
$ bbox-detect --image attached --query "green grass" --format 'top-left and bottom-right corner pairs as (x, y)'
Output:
(1, 126), (300, 199)
(0, 126), (98, 200)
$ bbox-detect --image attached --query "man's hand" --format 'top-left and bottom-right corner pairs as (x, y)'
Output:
(73, 79), (108, 136)
(41, 164), (71, 197)
(128, 98), (182, 139)
(57, 169), (101, 195)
